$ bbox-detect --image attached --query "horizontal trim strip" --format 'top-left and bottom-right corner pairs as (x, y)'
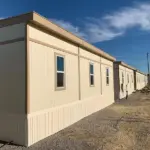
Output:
(29, 38), (113, 67)
(27, 95), (102, 116)
(29, 38), (78, 56)
(0, 37), (25, 45)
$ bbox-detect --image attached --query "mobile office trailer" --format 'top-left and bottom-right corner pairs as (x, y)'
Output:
(136, 70), (147, 90)
(0, 12), (116, 146)
(114, 61), (136, 101)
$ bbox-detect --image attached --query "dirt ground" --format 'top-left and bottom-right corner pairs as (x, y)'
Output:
(1, 92), (150, 150)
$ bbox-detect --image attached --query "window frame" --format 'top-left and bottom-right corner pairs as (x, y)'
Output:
(89, 62), (94, 87)
(106, 67), (110, 86)
(122, 72), (124, 84)
(127, 74), (129, 84)
(55, 53), (66, 90)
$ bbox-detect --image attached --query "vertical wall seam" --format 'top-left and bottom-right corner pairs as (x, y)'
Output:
(25, 24), (27, 114)
(25, 23), (29, 146)
(78, 46), (81, 100)
(100, 57), (102, 95)
(26, 23), (29, 114)
(117, 65), (120, 100)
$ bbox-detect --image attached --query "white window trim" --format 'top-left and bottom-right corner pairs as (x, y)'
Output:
(89, 63), (94, 87)
(55, 53), (66, 91)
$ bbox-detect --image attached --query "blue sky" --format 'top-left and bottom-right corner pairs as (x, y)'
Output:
(1, 0), (150, 73)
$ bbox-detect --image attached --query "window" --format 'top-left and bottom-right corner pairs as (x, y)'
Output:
(130, 75), (132, 87)
(106, 68), (109, 85)
(127, 74), (129, 83)
(56, 55), (65, 89)
(122, 72), (124, 84)
(90, 63), (94, 86)
(121, 72), (124, 92)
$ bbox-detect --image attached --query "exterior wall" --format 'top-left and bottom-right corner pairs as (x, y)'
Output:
(27, 25), (114, 146)
(136, 72), (140, 90)
(0, 23), (25, 42)
(28, 25), (78, 55)
(0, 23), (26, 145)
(136, 72), (147, 90)
(134, 71), (137, 90)
(28, 26), (79, 113)
(114, 64), (135, 100)
(101, 58), (114, 104)
(0, 41), (26, 114)
(28, 41), (79, 112)
(125, 67), (135, 95)
(80, 48), (101, 100)
(27, 96), (111, 146)
(118, 65), (126, 99)
(113, 63), (119, 101)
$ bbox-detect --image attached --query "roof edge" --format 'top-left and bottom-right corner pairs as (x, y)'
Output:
(32, 12), (116, 61)
(0, 11), (116, 61)
(115, 61), (136, 71)
(136, 70), (147, 76)
(0, 12), (34, 27)
(115, 61), (147, 75)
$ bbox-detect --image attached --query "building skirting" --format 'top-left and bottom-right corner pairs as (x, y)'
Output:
(27, 95), (113, 146)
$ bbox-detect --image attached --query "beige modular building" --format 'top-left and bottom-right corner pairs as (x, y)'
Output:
(114, 61), (148, 101)
(135, 70), (147, 90)
(0, 12), (116, 146)
(114, 61), (136, 100)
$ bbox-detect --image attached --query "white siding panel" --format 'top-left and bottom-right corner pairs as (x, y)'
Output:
(28, 25), (78, 54)
(101, 57), (113, 66)
(80, 47), (100, 62)
(28, 41), (79, 112)
(118, 65), (135, 99)
(27, 95), (113, 146)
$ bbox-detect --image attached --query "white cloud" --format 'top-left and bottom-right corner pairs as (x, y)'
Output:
(51, 2), (150, 43)
(50, 19), (87, 39)
(83, 18), (124, 42)
(104, 3), (150, 31)
(51, 18), (123, 43)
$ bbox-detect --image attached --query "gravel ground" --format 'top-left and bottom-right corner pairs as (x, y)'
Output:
(1, 92), (150, 150)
